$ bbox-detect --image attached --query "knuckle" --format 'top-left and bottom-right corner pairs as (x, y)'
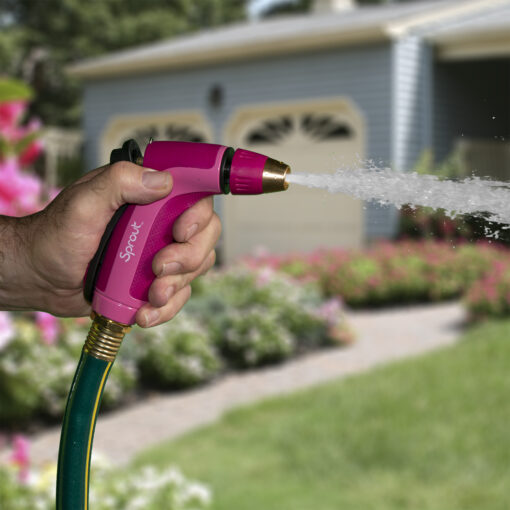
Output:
(108, 161), (131, 181)
(73, 193), (94, 222)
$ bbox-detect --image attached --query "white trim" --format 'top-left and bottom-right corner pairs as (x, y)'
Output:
(437, 38), (510, 60)
(385, 0), (509, 37)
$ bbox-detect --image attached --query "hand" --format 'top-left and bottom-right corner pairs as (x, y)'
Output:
(0, 162), (221, 327)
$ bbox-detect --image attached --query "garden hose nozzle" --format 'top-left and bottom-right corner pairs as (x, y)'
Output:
(57, 140), (290, 510)
(83, 139), (291, 326)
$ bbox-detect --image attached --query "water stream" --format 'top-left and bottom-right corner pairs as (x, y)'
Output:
(287, 166), (510, 237)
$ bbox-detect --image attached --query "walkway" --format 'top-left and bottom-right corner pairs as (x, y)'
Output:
(12, 301), (467, 466)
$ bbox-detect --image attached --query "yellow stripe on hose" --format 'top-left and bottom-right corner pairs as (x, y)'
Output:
(84, 361), (112, 510)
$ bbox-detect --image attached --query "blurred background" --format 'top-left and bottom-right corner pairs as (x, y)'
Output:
(2, 0), (510, 508)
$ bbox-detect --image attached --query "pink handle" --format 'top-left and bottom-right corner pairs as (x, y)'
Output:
(92, 141), (227, 325)
(129, 192), (211, 300)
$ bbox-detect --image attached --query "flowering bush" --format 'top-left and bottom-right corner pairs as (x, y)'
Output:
(213, 308), (294, 368)
(136, 312), (222, 389)
(188, 267), (352, 368)
(464, 260), (510, 321)
(0, 93), (47, 216)
(249, 241), (505, 308)
(0, 315), (136, 427)
(0, 436), (211, 510)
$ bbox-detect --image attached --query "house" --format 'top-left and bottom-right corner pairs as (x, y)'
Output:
(70, 0), (510, 262)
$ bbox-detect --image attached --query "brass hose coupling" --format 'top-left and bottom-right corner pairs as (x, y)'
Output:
(84, 312), (131, 362)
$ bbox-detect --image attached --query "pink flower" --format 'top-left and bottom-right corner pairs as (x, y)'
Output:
(35, 311), (59, 345)
(316, 298), (343, 326)
(9, 434), (30, 483)
(19, 138), (44, 167)
(0, 101), (26, 132)
(0, 311), (14, 351)
(0, 157), (42, 215)
(256, 266), (275, 287)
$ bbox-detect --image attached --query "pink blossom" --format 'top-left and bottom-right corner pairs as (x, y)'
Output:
(9, 434), (30, 483)
(256, 266), (275, 287)
(316, 298), (343, 326)
(0, 101), (26, 133)
(0, 311), (14, 351)
(0, 157), (42, 215)
(19, 138), (44, 167)
(35, 311), (59, 345)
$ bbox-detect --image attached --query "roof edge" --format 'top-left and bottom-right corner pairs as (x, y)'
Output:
(68, 26), (387, 80)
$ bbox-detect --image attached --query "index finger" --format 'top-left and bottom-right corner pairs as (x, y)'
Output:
(172, 196), (214, 243)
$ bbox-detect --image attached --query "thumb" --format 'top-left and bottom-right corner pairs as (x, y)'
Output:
(83, 161), (173, 214)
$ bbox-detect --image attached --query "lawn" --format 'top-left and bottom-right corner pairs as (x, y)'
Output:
(133, 319), (510, 510)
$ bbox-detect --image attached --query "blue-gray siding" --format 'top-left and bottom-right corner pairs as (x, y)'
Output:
(392, 35), (433, 173)
(82, 43), (393, 242)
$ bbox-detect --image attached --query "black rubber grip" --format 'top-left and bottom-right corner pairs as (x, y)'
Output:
(83, 139), (142, 303)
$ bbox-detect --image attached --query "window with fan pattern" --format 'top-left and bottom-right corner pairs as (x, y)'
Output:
(245, 114), (353, 145)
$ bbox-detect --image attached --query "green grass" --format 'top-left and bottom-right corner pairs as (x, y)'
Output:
(133, 320), (510, 510)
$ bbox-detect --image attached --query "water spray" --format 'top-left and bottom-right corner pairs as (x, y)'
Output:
(56, 140), (290, 510)
(288, 167), (510, 229)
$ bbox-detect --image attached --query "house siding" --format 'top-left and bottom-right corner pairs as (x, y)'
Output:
(392, 35), (433, 173)
(83, 42), (393, 242)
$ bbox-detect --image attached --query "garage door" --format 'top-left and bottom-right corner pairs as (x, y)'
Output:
(223, 98), (365, 263)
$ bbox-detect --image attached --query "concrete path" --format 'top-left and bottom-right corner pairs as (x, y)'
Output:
(6, 301), (466, 466)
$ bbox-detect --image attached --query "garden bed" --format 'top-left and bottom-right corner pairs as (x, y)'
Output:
(0, 267), (351, 431)
(248, 240), (510, 313)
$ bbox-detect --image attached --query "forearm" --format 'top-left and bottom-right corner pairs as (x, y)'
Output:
(0, 214), (42, 311)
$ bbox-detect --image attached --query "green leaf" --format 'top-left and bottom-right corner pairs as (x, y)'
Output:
(0, 78), (33, 102)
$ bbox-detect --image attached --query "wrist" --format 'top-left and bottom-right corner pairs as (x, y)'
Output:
(0, 214), (44, 311)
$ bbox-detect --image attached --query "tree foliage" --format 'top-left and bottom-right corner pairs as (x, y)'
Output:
(0, 0), (247, 125)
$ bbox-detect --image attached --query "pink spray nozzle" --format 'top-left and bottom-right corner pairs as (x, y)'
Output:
(87, 141), (290, 325)
(227, 148), (290, 195)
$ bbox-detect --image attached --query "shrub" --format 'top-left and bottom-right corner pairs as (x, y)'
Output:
(464, 260), (510, 321)
(0, 315), (137, 428)
(249, 241), (506, 309)
(136, 313), (222, 389)
(213, 308), (295, 368)
(187, 267), (351, 367)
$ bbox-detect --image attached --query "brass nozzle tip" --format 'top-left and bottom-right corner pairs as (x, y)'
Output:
(262, 158), (291, 193)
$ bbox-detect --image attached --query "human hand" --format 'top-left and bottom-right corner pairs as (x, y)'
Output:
(0, 162), (220, 327)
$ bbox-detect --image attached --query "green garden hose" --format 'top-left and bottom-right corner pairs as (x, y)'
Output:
(56, 314), (130, 510)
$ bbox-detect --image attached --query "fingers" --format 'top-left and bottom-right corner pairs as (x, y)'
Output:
(136, 284), (192, 328)
(74, 162), (173, 217)
(172, 196), (214, 243)
(138, 249), (215, 327)
(153, 212), (221, 277)
(148, 250), (216, 308)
